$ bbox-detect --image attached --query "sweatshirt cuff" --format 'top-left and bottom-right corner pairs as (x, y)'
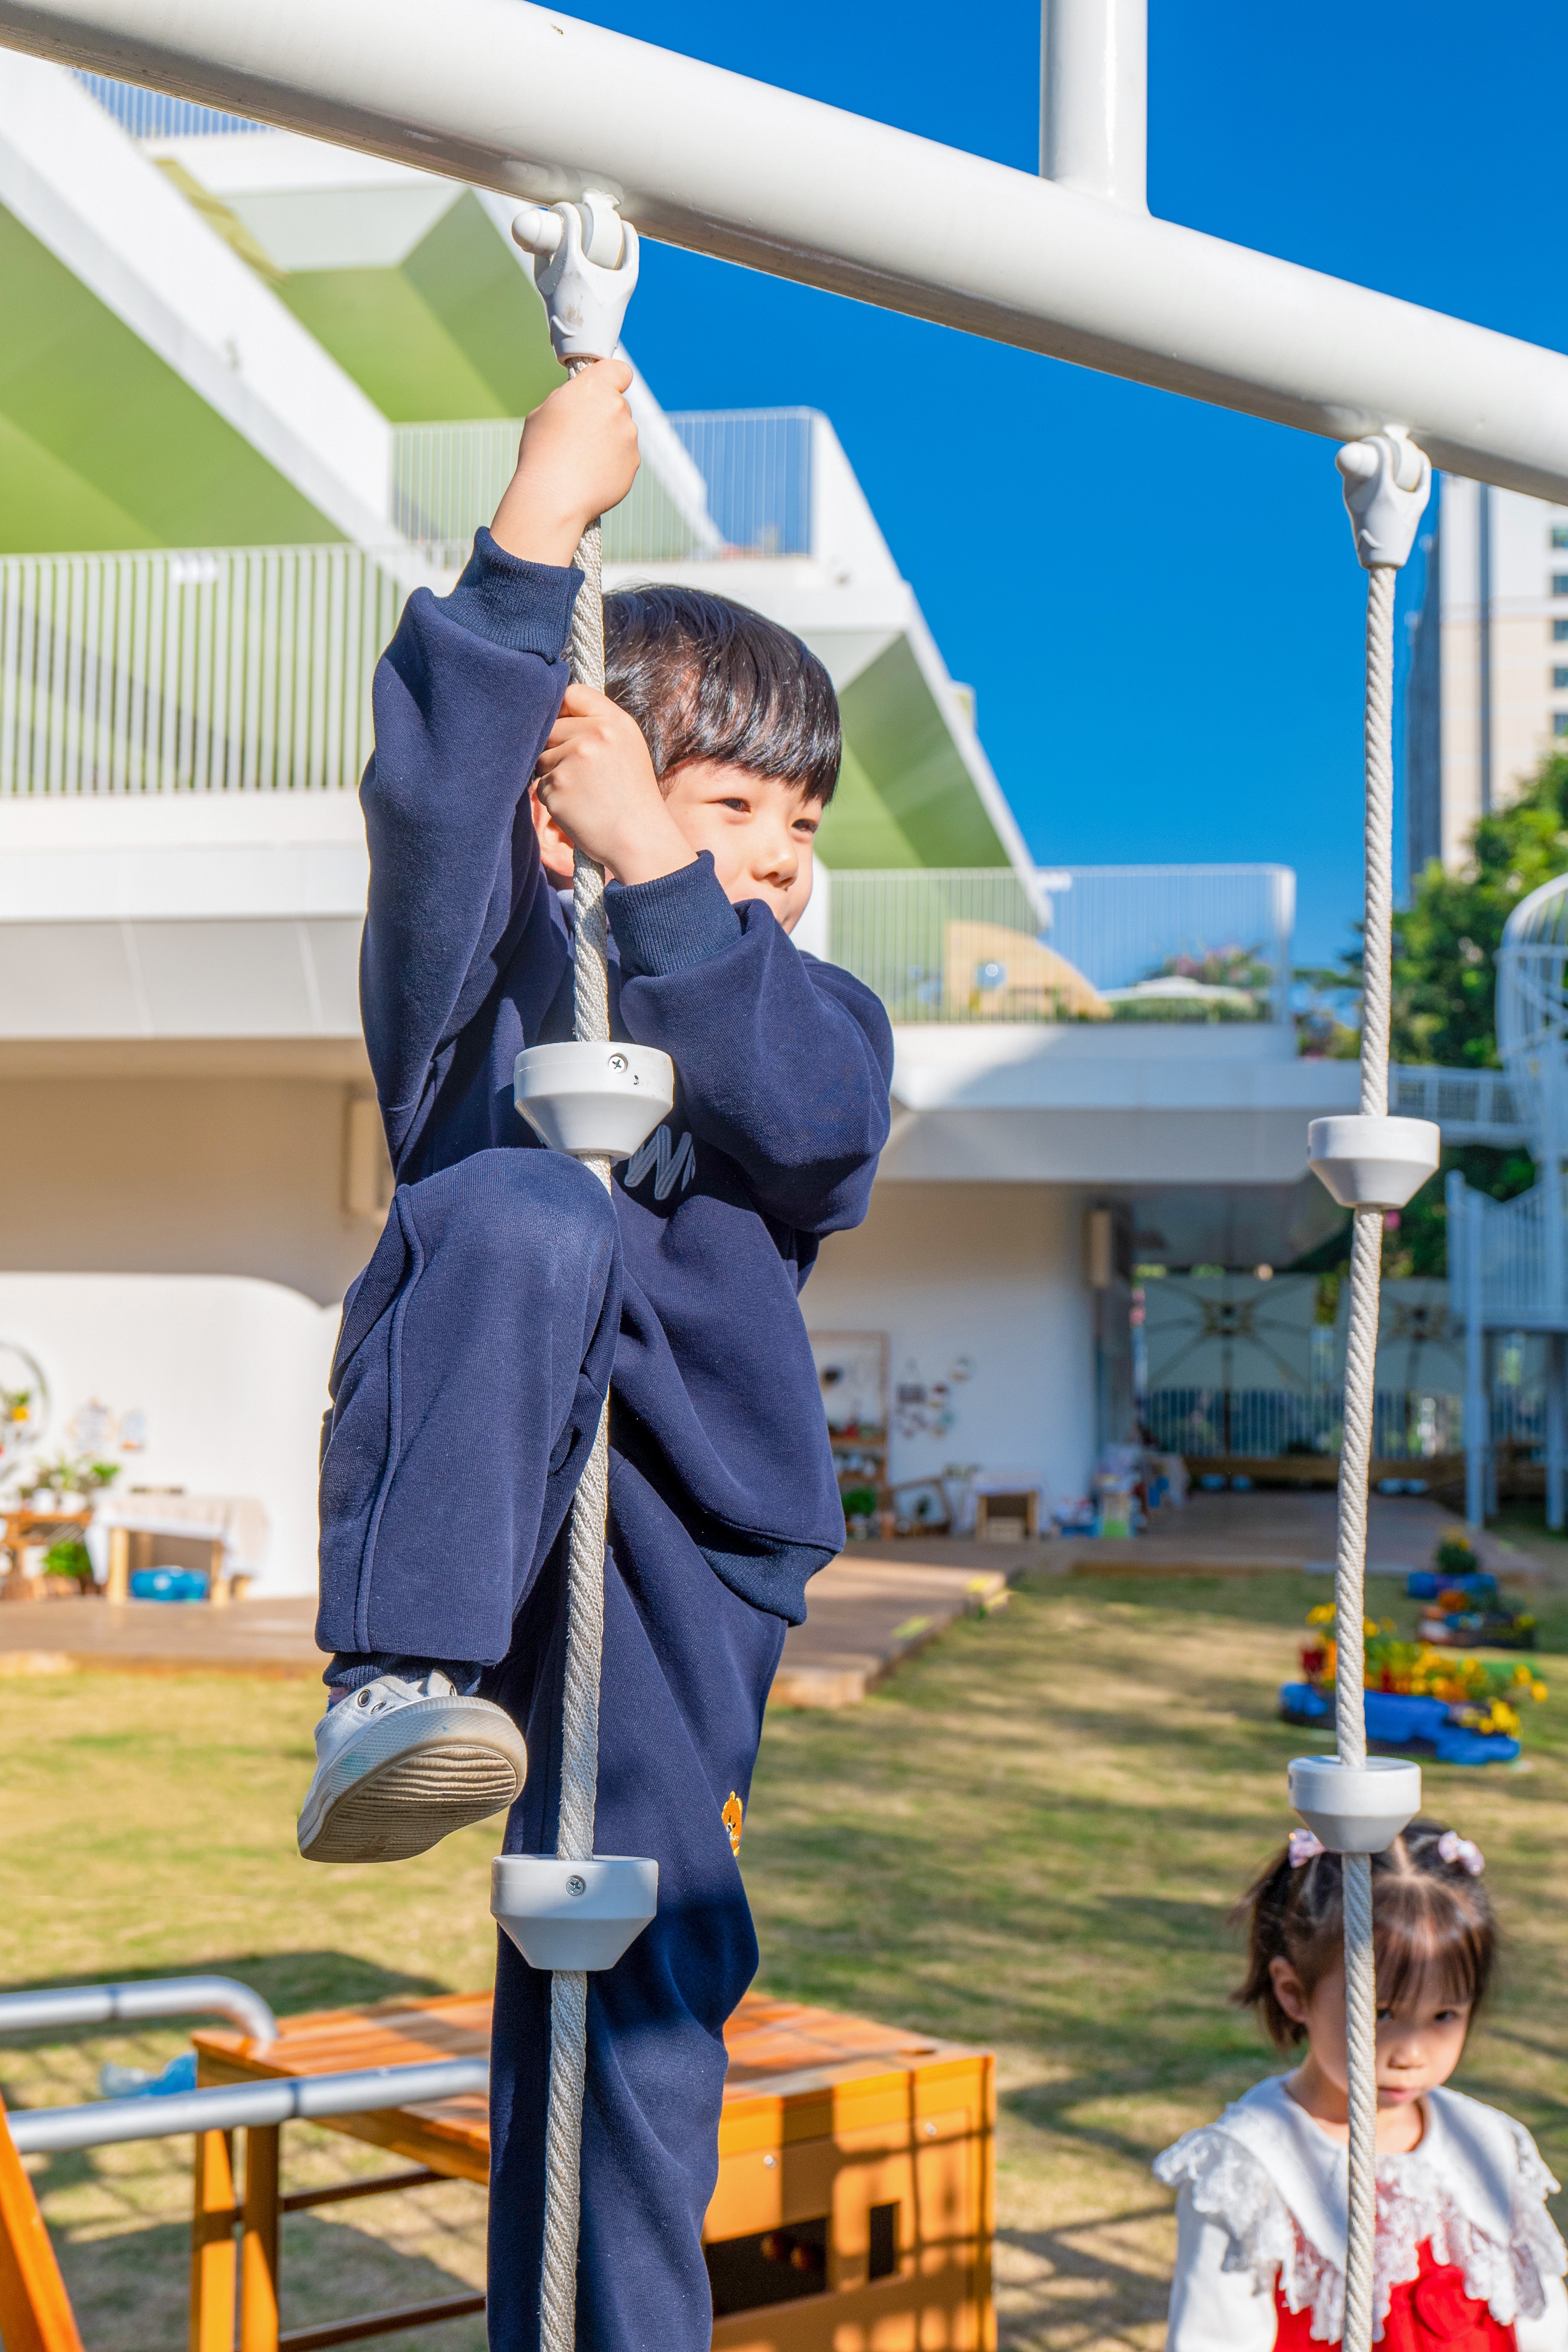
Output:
(440, 526), (581, 656)
(607, 851), (743, 979)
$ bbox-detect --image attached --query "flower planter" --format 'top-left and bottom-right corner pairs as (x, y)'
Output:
(1279, 1681), (1521, 1766)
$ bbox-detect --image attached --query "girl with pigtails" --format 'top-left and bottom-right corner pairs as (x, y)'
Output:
(1155, 1822), (1567, 2350)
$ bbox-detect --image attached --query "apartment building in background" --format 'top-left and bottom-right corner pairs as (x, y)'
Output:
(1406, 475), (1568, 877)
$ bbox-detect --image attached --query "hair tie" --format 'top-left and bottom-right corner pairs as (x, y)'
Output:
(1437, 1830), (1485, 1876)
(1288, 1828), (1326, 1867)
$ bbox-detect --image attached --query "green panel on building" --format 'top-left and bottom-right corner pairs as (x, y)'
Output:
(278, 192), (566, 423)
(833, 635), (1009, 868)
(0, 206), (342, 552)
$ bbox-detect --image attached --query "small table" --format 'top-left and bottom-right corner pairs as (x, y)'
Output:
(192, 1989), (993, 2351)
(100, 1495), (270, 1605)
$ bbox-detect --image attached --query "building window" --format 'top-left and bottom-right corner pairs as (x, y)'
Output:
(1554, 574), (1568, 596)
(1554, 526), (1568, 549)
(1556, 669), (1568, 689)
(1556, 620), (1568, 641)
(1557, 715), (1568, 737)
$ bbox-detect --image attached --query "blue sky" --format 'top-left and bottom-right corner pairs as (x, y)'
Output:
(570, 0), (1565, 964)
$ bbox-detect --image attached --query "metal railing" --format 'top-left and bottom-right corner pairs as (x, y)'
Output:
(392, 419), (717, 567)
(1450, 1171), (1568, 1329)
(831, 865), (1294, 1024)
(1144, 1381), (1553, 1461)
(1390, 1064), (1527, 1141)
(391, 407), (813, 567)
(0, 1974), (277, 2044)
(666, 409), (813, 556)
(5, 2057), (489, 2154)
(0, 545), (405, 794)
(1144, 1387), (1466, 1461)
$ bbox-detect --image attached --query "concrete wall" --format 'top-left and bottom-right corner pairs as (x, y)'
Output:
(0, 1074), (379, 1304)
(0, 1270), (337, 1597)
(0, 1071), (377, 1596)
(0, 1090), (1098, 1588)
(803, 1179), (1096, 1509)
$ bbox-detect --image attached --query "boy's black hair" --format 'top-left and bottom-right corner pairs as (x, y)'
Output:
(604, 586), (840, 804)
(1232, 1821), (1496, 2049)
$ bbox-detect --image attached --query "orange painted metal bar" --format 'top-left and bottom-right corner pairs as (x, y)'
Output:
(189, 2127), (238, 2352)
(0, 2093), (84, 2352)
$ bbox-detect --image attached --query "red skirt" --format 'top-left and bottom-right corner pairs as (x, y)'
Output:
(1273, 2241), (1516, 2350)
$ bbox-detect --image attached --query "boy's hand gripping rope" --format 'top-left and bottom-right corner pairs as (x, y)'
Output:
(509, 194), (640, 2352)
(1293, 431), (1433, 2352)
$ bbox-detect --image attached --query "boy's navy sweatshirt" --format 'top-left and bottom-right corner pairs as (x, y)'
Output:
(357, 529), (894, 1625)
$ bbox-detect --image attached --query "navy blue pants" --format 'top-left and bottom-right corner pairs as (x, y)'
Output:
(316, 1150), (787, 2350)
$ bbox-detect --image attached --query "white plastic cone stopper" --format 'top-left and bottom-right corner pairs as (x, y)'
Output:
(514, 1041), (674, 1161)
(1288, 1755), (1422, 1855)
(491, 1854), (658, 1972)
(1307, 1114), (1440, 1210)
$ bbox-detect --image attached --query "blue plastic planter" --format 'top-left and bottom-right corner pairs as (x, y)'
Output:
(128, 1568), (209, 1603)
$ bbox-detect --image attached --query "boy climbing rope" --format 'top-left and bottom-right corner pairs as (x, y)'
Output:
(1155, 1822), (1568, 2350)
(298, 356), (892, 2345)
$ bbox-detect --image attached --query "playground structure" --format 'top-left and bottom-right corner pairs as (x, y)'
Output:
(0, 1973), (992, 2350)
(0, 2), (1562, 2348)
(1450, 871), (1568, 1532)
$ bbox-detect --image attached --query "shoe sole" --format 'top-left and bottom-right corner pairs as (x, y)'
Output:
(299, 1700), (527, 1866)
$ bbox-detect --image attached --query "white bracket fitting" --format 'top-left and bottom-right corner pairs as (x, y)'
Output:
(492, 1853), (658, 1972)
(511, 192), (640, 363)
(514, 1041), (674, 1162)
(1307, 1113), (1440, 1211)
(1336, 431), (1432, 570)
(1288, 1755), (1422, 1855)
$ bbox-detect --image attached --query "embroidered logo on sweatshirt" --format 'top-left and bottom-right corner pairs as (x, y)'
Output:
(623, 1124), (696, 1202)
(723, 1792), (744, 1855)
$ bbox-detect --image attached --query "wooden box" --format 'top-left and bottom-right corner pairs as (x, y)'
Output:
(194, 1989), (994, 2350)
(708, 1996), (995, 2350)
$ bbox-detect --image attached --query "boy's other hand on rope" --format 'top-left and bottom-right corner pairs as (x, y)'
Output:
(491, 359), (640, 569)
(533, 684), (698, 887)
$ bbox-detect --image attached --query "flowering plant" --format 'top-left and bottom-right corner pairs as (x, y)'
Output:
(1299, 1602), (1547, 1722)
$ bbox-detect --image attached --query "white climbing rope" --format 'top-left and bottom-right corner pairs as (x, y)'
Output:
(539, 390), (613, 2352)
(1335, 559), (1395, 2352)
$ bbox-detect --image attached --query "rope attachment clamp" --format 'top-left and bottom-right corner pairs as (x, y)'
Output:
(1288, 1755), (1422, 1855)
(514, 1041), (674, 1162)
(511, 191), (640, 363)
(1335, 430), (1430, 572)
(492, 1854), (659, 1972)
(1308, 1114), (1439, 1210)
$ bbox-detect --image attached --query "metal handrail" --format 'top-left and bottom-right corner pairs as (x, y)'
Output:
(0, 1975), (278, 2046)
(5, 2058), (490, 2155)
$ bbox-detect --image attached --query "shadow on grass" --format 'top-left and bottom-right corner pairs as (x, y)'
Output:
(996, 2207), (1172, 2350)
(54, 2205), (487, 2352)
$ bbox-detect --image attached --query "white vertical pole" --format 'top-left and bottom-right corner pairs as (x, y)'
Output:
(1039, 0), (1147, 209)
(1546, 1331), (1565, 1534)
(1459, 1180), (1486, 1529)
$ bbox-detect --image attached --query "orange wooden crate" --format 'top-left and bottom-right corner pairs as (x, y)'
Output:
(195, 1989), (994, 2350)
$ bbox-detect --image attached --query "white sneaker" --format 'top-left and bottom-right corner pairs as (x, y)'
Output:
(297, 1672), (527, 1865)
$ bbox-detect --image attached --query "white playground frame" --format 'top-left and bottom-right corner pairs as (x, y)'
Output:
(0, 11), (1532, 2351)
(3, 0), (1568, 504)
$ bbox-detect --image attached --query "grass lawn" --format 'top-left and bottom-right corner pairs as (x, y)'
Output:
(2, 1566), (1566, 2350)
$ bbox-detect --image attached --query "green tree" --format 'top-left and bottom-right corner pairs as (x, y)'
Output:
(1288, 750), (1568, 1278)
(1391, 749), (1568, 1067)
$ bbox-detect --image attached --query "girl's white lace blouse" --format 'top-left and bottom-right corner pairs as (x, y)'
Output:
(1152, 2074), (1568, 2349)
